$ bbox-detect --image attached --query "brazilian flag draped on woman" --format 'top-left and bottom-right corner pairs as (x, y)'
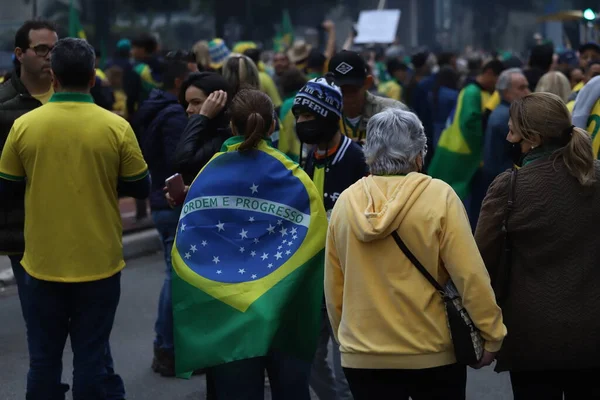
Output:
(171, 133), (328, 374)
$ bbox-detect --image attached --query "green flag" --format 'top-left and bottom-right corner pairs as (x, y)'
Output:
(171, 136), (328, 373)
(69, 0), (86, 39)
(274, 9), (294, 52)
(427, 83), (491, 199)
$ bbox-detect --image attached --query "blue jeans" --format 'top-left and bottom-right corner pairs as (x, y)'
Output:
(22, 271), (125, 400)
(310, 308), (353, 400)
(210, 354), (312, 400)
(152, 208), (180, 353)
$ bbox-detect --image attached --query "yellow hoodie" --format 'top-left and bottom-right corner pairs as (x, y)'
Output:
(325, 173), (506, 369)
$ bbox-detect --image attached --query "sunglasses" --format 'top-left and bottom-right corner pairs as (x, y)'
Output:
(29, 44), (53, 57)
(165, 50), (195, 62)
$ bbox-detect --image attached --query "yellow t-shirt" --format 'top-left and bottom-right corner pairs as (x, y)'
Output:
(0, 92), (148, 282)
(378, 80), (402, 101)
(572, 81), (585, 94)
(259, 71), (282, 108)
(31, 86), (54, 104)
(485, 90), (501, 112)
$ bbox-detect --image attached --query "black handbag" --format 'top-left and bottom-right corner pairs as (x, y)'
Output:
(391, 231), (484, 365)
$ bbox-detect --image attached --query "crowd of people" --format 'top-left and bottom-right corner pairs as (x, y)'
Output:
(1, 16), (600, 400)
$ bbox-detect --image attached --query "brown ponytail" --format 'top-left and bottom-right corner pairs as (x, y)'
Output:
(562, 127), (596, 186)
(510, 92), (596, 186)
(229, 89), (274, 151)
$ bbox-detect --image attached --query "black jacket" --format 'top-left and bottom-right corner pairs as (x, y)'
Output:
(134, 89), (188, 210)
(174, 114), (232, 184)
(0, 75), (43, 253)
(304, 135), (369, 215)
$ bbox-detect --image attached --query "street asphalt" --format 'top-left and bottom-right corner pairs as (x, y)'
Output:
(0, 253), (513, 399)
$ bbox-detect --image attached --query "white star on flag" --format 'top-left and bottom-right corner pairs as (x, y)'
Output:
(280, 228), (288, 237)
(252, 274), (257, 279)
(217, 270), (222, 274)
(278, 245), (283, 250)
(285, 250), (292, 255)
(251, 251), (257, 257)
(250, 183), (259, 194)
(292, 235), (298, 240)
(267, 263), (274, 269)
(239, 268), (246, 274)
(267, 225), (276, 234)
(213, 256), (220, 264)
(239, 247), (245, 253)
(239, 229), (248, 239)
(248, 217), (255, 222)
(275, 252), (283, 260)
(261, 253), (269, 261)
(190, 245), (197, 253)
(254, 238), (260, 244)
(184, 252), (191, 259)
(291, 227), (297, 235)
(202, 240), (208, 247)
(288, 241), (294, 247)
(282, 240), (288, 245)
(277, 220), (283, 226)
(180, 223), (186, 232)
(216, 221), (225, 231)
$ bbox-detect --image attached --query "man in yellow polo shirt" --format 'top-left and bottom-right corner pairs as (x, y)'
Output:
(0, 38), (149, 399)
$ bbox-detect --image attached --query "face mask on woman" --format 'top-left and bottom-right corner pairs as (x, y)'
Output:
(509, 140), (525, 167)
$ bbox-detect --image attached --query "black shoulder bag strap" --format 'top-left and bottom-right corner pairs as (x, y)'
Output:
(497, 168), (518, 304)
(391, 231), (446, 297)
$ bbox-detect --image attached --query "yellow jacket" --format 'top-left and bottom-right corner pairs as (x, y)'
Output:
(325, 173), (506, 369)
(259, 71), (282, 107)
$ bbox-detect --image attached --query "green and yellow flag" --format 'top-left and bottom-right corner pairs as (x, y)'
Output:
(428, 83), (490, 199)
(273, 10), (294, 53)
(171, 136), (327, 373)
(69, 0), (86, 39)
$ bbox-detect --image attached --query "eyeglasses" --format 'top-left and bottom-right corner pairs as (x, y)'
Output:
(29, 44), (53, 57)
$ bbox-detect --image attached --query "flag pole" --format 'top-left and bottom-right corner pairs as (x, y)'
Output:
(377, 0), (386, 10)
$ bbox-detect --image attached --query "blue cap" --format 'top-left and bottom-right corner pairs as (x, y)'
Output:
(293, 76), (343, 120)
(117, 39), (131, 51)
(558, 50), (578, 66)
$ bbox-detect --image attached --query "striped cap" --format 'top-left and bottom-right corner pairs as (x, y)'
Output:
(208, 38), (231, 69)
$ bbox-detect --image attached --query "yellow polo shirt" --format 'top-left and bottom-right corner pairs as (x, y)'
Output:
(0, 92), (148, 282)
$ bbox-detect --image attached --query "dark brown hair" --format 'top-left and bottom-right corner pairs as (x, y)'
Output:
(510, 92), (596, 186)
(230, 89), (274, 151)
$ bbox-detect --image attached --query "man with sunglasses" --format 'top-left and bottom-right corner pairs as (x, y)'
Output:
(0, 20), (57, 321)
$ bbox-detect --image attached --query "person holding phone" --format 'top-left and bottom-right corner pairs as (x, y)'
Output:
(133, 58), (191, 377)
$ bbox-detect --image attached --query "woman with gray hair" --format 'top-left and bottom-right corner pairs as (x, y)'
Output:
(325, 108), (506, 399)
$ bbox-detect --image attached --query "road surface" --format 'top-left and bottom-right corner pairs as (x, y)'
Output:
(0, 252), (513, 399)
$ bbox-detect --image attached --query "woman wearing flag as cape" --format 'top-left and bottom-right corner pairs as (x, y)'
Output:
(171, 88), (328, 399)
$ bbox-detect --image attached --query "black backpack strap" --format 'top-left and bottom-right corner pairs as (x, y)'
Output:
(391, 231), (446, 296)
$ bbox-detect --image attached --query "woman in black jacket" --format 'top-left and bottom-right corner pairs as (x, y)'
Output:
(174, 72), (232, 184)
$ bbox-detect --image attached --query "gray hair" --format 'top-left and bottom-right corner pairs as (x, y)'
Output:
(50, 38), (95, 90)
(496, 68), (523, 91)
(364, 108), (427, 176)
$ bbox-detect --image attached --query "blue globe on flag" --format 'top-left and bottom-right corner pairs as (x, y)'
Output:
(175, 150), (311, 285)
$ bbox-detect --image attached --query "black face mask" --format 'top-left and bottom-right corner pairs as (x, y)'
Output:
(296, 119), (338, 145)
(509, 140), (525, 167)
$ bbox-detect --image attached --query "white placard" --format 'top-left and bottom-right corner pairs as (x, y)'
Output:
(354, 9), (401, 44)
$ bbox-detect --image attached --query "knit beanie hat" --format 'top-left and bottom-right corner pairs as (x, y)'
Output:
(208, 38), (231, 70)
(292, 74), (343, 122)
